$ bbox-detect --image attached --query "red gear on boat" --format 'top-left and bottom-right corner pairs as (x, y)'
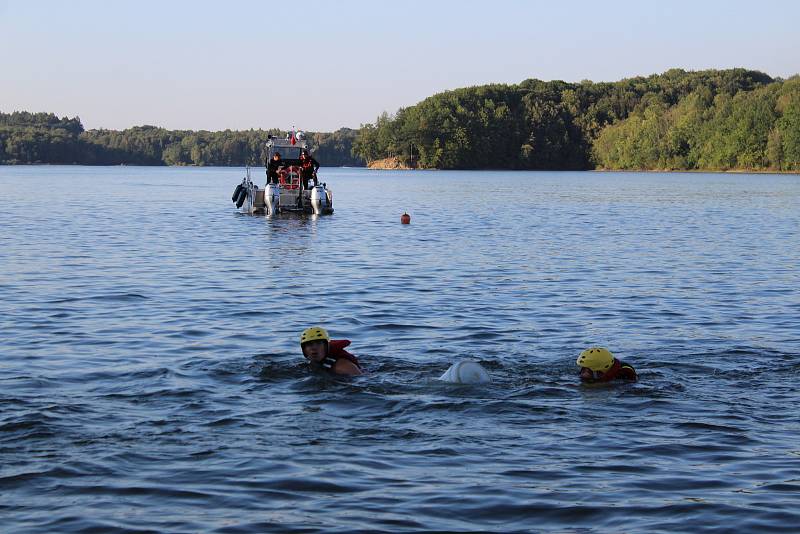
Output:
(279, 166), (300, 189)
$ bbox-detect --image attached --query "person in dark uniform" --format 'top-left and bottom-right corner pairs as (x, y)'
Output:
(298, 149), (320, 190)
(266, 152), (285, 185)
(576, 347), (637, 383)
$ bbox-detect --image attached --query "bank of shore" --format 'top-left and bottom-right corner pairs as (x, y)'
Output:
(364, 159), (799, 174)
(367, 157), (414, 170)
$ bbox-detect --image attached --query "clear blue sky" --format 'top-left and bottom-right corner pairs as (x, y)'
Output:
(1, 0), (798, 132)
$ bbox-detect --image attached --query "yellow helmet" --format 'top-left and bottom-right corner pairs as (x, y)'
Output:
(576, 347), (615, 372)
(300, 326), (329, 346)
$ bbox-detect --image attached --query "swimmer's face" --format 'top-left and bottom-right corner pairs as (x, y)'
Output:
(302, 340), (328, 362)
(579, 367), (603, 382)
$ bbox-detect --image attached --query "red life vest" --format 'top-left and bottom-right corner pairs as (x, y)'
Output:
(320, 339), (361, 373)
(597, 359), (637, 382)
(300, 158), (315, 178)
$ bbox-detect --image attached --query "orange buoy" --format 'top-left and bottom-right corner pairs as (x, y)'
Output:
(400, 212), (411, 224)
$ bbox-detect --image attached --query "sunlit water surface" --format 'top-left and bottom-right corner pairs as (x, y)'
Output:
(1, 166), (799, 532)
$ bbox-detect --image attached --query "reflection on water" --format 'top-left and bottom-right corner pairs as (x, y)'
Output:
(1, 166), (799, 532)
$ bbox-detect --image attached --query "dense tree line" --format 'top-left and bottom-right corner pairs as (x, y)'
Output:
(0, 112), (86, 164)
(593, 77), (800, 171)
(4, 69), (799, 171)
(0, 111), (364, 167)
(353, 68), (800, 171)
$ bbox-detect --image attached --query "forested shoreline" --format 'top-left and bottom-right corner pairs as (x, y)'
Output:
(3, 68), (799, 171)
(0, 114), (364, 167)
(353, 68), (800, 172)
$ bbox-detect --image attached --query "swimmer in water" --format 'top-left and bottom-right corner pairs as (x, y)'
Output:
(300, 326), (363, 376)
(577, 347), (637, 383)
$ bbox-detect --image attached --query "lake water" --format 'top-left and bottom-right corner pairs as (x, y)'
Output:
(1, 166), (799, 532)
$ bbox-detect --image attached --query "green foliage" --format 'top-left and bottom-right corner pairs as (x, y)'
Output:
(0, 112), (85, 164)
(595, 80), (791, 171)
(773, 77), (800, 170)
(0, 113), (365, 167)
(353, 68), (800, 172)
(0, 111), (84, 135)
(4, 68), (799, 172)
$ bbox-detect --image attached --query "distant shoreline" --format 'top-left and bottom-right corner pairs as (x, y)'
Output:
(593, 168), (800, 175)
(3, 162), (798, 175)
(5, 69), (800, 172)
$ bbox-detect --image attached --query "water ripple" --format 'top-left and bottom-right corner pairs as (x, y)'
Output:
(1, 167), (799, 532)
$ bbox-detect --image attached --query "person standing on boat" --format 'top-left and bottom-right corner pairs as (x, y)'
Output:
(266, 152), (285, 185)
(299, 149), (320, 190)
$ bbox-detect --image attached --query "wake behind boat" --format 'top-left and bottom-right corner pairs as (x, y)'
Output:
(231, 131), (333, 216)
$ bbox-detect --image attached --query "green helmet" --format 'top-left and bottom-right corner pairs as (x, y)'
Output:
(576, 347), (615, 372)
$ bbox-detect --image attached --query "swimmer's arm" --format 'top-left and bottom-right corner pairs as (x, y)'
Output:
(334, 359), (363, 376)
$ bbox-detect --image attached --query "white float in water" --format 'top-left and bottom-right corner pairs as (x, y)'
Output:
(438, 360), (491, 384)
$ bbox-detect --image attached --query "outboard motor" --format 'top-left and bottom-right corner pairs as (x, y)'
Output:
(309, 185), (330, 215)
(265, 183), (280, 215)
